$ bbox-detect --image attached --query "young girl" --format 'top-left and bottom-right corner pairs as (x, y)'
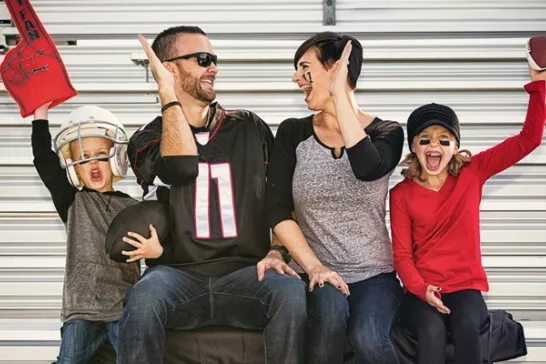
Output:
(389, 69), (546, 364)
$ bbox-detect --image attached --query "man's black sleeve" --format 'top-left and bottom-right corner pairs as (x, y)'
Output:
(127, 116), (199, 187)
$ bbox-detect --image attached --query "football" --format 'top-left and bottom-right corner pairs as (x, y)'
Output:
(105, 200), (170, 263)
(527, 35), (546, 71)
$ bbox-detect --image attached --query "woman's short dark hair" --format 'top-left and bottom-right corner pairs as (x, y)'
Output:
(293, 31), (363, 89)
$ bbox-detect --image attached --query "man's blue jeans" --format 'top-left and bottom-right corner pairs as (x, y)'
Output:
(53, 319), (118, 364)
(306, 271), (403, 364)
(117, 265), (307, 364)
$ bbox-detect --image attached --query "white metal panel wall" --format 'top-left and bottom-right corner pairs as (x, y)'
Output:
(336, 0), (546, 33)
(0, 0), (323, 39)
(0, 0), (545, 39)
(0, 1), (545, 362)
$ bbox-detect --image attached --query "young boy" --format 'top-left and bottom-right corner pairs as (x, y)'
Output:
(31, 102), (149, 363)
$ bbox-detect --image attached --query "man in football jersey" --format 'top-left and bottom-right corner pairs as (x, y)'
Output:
(116, 26), (307, 364)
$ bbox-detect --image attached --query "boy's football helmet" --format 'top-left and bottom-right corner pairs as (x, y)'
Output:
(54, 106), (129, 188)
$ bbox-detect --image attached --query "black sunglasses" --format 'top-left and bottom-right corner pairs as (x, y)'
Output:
(163, 52), (218, 67)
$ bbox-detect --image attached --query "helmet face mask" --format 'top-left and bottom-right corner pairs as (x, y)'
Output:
(55, 119), (127, 168)
(53, 106), (129, 188)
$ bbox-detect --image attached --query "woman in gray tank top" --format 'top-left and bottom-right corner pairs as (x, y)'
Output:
(263, 32), (404, 364)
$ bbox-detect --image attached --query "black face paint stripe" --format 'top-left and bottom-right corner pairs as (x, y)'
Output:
(304, 72), (313, 83)
(418, 139), (451, 146)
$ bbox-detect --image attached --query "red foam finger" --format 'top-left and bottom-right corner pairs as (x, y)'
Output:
(1, 0), (77, 117)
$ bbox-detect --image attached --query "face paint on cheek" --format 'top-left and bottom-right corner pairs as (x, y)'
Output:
(304, 72), (313, 84)
(419, 139), (430, 145)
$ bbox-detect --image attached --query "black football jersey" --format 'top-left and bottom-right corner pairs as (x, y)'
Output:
(128, 102), (274, 275)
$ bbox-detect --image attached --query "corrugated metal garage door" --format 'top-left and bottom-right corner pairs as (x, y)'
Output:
(0, 0), (545, 362)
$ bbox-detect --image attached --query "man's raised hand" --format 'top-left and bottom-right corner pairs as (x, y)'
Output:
(138, 34), (175, 93)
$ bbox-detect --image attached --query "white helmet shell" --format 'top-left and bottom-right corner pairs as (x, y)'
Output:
(54, 106), (129, 188)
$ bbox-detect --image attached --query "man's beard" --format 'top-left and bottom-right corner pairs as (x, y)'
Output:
(180, 68), (216, 103)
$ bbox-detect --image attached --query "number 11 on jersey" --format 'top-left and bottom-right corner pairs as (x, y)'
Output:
(194, 162), (238, 239)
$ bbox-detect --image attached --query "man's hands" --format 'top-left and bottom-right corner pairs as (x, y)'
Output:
(138, 34), (176, 93)
(257, 250), (300, 281)
(425, 285), (451, 314)
(122, 224), (164, 263)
